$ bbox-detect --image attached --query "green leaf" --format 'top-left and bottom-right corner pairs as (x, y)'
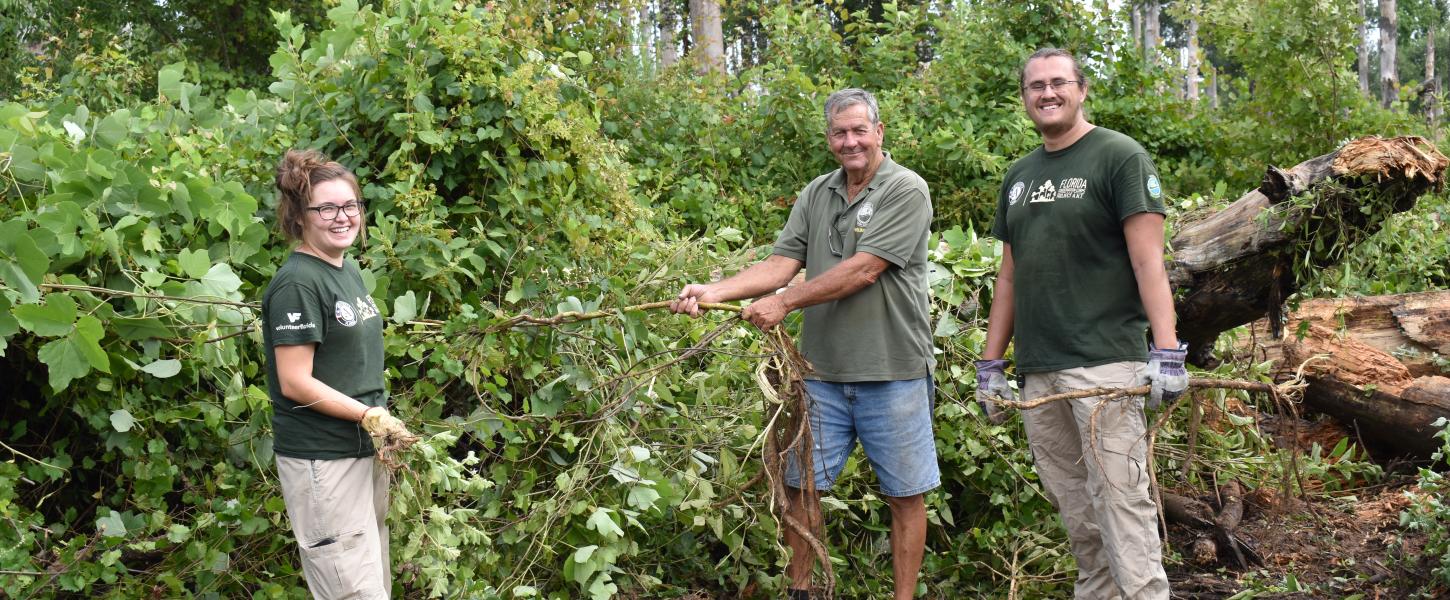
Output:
(140, 359), (182, 378)
(626, 486), (661, 511)
(110, 409), (136, 432)
(95, 109), (131, 147)
(178, 248), (212, 279)
(392, 291), (417, 324)
(585, 508), (623, 539)
(0, 221), (50, 303)
(113, 316), (174, 341)
(158, 62), (185, 102)
(417, 129), (444, 146)
(37, 315), (110, 391)
(96, 510), (128, 538)
(13, 293), (78, 337)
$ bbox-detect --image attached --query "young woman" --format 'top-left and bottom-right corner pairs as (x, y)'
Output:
(261, 149), (411, 598)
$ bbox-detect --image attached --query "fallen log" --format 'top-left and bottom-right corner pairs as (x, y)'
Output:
(1237, 291), (1450, 456)
(1167, 136), (1448, 366)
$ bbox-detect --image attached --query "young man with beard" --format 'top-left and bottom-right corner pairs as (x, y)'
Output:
(974, 48), (1185, 599)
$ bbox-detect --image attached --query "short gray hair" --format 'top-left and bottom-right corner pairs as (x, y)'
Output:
(823, 88), (879, 132)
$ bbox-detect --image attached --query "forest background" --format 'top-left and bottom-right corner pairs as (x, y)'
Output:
(1, 0), (1449, 598)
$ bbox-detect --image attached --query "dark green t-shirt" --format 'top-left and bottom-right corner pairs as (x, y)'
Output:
(773, 154), (935, 382)
(990, 127), (1166, 373)
(262, 252), (386, 459)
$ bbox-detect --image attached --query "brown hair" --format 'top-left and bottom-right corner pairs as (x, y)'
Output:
(274, 149), (364, 243)
(1019, 47), (1089, 93)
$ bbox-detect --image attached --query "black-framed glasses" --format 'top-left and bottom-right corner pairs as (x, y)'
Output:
(827, 207), (849, 257)
(1023, 79), (1079, 94)
(306, 201), (364, 220)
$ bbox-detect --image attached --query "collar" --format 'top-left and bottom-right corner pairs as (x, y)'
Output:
(827, 152), (899, 201)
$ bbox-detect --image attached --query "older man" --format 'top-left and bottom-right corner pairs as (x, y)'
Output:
(975, 48), (1185, 599)
(671, 88), (937, 599)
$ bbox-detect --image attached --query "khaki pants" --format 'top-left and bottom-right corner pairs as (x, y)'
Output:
(1022, 362), (1169, 600)
(277, 455), (391, 599)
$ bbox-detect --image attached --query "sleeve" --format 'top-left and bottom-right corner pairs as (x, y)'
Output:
(1111, 151), (1166, 220)
(855, 182), (931, 268)
(990, 180), (1012, 243)
(266, 282), (326, 346)
(772, 192), (811, 262)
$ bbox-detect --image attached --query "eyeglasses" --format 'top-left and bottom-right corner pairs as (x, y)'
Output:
(1023, 79), (1080, 94)
(827, 207), (849, 257)
(306, 201), (364, 220)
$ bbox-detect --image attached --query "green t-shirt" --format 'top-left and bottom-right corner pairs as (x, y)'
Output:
(773, 154), (935, 382)
(990, 127), (1166, 374)
(262, 252), (387, 459)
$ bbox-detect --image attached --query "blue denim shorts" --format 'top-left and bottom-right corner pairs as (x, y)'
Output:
(783, 377), (941, 497)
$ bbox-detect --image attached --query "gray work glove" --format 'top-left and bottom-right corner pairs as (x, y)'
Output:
(1145, 342), (1189, 410)
(973, 359), (1014, 424)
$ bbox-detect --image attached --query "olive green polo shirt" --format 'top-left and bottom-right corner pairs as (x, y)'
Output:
(773, 153), (935, 382)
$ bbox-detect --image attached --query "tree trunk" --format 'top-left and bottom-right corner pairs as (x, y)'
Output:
(1358, 0), (1371, 96)
(1382, 0), (1399, 108)
(1234, 291), (1450, 456)
(1208, 68), (1219, 108)
(1132, 2), (1143, 56)
(1144, 0), (1161, 68)
(688, 0), (725, 75)
(1168, 136), (1448, 365)
(1427, 28), (1437, 126)
(658, 0), (679, 69)
(1186, 14), (1201, 101)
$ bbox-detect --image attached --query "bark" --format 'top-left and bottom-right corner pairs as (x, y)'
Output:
(658, 0), (678, 69)
(1168, 136), (1448, 365)
(1359, 0), (1371, 96)
(1207, 68), (1219, 108)
(1186, 15), (1201, 101)
(1427, 28), (1437, 125)
(1382, 0), (1399, 108)
(1236, 291), (1450, 456)
(688, 0), (725, 75)
(1144, 0), (1161, 68)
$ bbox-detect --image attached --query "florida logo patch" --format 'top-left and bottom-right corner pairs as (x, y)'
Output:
(1146, 175), (1162, 199)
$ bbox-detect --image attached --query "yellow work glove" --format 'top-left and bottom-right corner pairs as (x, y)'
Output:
(360, 407), (419, 460)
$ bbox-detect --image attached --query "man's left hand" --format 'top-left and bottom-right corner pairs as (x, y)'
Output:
(1146, 342), (1188, 410)
(742, 295), (789, 330)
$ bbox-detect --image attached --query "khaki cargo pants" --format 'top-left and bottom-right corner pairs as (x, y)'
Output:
(277, 455), (391, 599)
(1022, 361), (1169, 600)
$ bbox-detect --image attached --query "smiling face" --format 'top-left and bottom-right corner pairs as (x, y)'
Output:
(1021, 55), (1088, 139)
(297, 178), (362, 263)
(826, 103), (885, 176)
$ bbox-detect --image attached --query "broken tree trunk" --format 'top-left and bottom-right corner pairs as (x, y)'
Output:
(1237, 291), (1450, 456)
(1168, 136), (1448, 366)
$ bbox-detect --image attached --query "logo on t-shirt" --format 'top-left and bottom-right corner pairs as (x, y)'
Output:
(1008, 181), (1025, 206)
(335, 300), (358, 327)
(355, 296), (380, 321)
(855, 201), (875, 232)
(1029, 180), (1056, 203)
(287, 312), (301, 323)
(1057, 178), (1087, 200)
(1146, 175), (1162, 199)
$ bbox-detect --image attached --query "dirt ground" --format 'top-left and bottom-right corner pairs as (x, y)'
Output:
(1163, 408), (1444, 599)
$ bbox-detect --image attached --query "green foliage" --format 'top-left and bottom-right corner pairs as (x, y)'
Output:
(1, 0), (1447, 597)
(1398, 419), (1450, 598)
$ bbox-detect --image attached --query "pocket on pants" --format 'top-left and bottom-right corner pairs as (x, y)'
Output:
(300, 528), (382, 599)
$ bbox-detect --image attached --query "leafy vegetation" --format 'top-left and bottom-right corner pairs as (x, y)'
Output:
(1, 0), (1448, 597)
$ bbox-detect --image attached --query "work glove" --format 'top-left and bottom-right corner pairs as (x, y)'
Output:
(361, 407), (419, 453)
(973, 359), (1014, 425)
(1145, 342), (1189, 410)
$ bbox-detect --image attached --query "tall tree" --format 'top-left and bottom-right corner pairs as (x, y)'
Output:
(1186, 7), (1201, 100)
(1145, 0), (1162, 67)
(1426, 27), (1437, 125)
(688, 0), (724, 74)
(1360, 0), (1372, 95)
(658, 0), (679, 69)
(1383, 0), (1400, 108)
